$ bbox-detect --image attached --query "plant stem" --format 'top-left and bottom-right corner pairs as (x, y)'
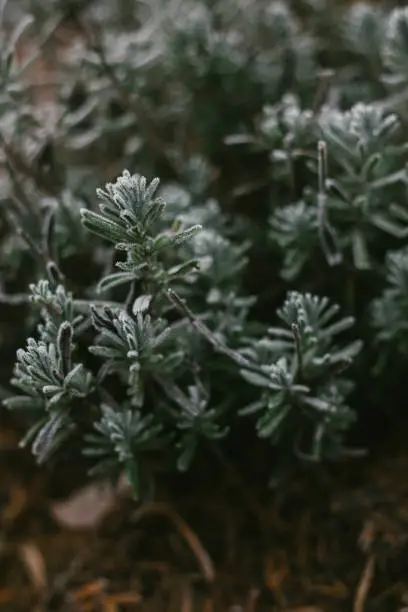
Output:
(166, 288), (268, 376)
(317, 140), (342, 267)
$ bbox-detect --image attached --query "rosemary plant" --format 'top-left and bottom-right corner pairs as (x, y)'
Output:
(2, 0), (408, 497)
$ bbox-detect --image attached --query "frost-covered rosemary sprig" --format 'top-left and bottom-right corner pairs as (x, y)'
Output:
(80, 170), (202, 303)
(239, 291), (361, 461)
(4, 321), (94, 463)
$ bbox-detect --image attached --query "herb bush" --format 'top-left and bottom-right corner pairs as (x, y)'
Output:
(1, 0), (408, 499)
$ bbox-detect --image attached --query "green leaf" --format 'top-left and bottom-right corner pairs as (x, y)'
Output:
(302, 396), (332, 411)
(167, 259), (200, 279)
(80, 209), (125, 243)
(141, 201), (166, 230)
(132, 295), (152, 314)
(240, 368), (271, 388)
(239, 400), (264, 416)
(3, 395), (43, 410)
(43, 385), (63, 396)
(371, 213), (408, 237)
(97, 272), (137, 293)
(152, 232), (172, 251)
(47, 391), (66, 408)
(369, 168), (408, 190)
(171, 225), (202, 247)
(257, 404), (291, 439)
(321, 316), (355, 338)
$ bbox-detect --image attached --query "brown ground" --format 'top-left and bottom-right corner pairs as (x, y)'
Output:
(2, 419), (408, 611)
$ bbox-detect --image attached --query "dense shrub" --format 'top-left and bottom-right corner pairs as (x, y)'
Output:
(1, 0), (408, 498)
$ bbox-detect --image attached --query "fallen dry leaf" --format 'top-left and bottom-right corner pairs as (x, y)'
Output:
(50, 481), (121, 530)
(19, 542), (48, 592)
(2, 484), (27, 525)
(71, 579), (107, 603)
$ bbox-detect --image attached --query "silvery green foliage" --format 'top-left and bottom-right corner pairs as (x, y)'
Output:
(3, 167), (363, 494)
(318, 104), (408, 269)
(3, 0), (408, 498)
(90, 306), (183, 407)
(4, 320), (93, 463)
(163, 381), (229, 472)
(239, 292), (360, 460)
(274, 292), (362, 365)
(372, 247), (408, 354)
(383, 7), (408, 89)
(269, 201), (318, 280)
(86, 404), (164, 465)
(29, 279), (84, 343)
(84, 403), (165, 496)
(259, 95), (315, 153)
(2, 169), (253, 494)
(343, 3), (385, 60)
(10, 325), (92, 404)
(269, 102), (408, 275)
(338, 3), (385, 103)
(81, 170), (202, 298)
(52, 190), (96, 257)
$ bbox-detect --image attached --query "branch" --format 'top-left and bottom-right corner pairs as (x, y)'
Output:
(166, 288), (268, 376)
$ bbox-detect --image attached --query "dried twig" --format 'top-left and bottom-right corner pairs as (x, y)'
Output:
(132, 502), (215, 583)
(353, 555), (375, 612)
(18, 542), (48, 593)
